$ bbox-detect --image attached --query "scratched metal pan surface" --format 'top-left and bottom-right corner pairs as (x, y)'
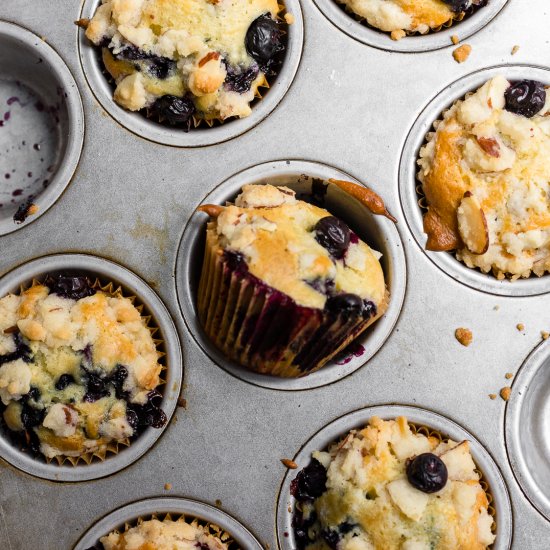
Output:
(0, 0), (548, 549)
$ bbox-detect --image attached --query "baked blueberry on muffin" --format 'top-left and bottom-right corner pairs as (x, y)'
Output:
(0, 274), (166, 462)
(338, 0), (487, 36)
(82, 0), (287, 129)
(94, 517), (229, 550)
(291, 417), (496, 549)
(418, 75), (550, 279)
(196, 181), (394, 378)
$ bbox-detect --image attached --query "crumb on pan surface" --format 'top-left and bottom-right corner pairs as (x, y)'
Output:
(455, 327), (473, 346)
(291, 416), (496, 549)
(418, 75), (550, 279)
(452, 43), (471, 63)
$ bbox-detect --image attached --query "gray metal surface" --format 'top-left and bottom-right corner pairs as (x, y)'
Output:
(0, 0), (548, 548)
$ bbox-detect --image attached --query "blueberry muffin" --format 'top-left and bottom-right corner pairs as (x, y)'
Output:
(95, 517), (228, 550)
(0, 274), (166, 462)
(197, 181), (393, 377)
(291, 416), (496, 549)
(418, 76), (550, 279)
(338, 0), (487, 36)
(83, 0), (287, 129)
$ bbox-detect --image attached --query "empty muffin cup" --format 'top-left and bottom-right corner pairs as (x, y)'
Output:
(73, 497), (263, 550)
(0, 253), (182, 482)
(276, 404), (512, 550)
(175, 159), (406, 391)
(0, 20), (84, 235)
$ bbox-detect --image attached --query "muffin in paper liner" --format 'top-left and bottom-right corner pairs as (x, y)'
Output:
(0, 275), (167, 467)
(290, 416), (497, 550)
(196, 181), (394, 378)
(416, 75), (550, 281)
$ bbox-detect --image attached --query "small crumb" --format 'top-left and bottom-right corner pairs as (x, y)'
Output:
(541, 331), (549, 340)
(453, 44), (472, 63)
(451, 34), (460, 45)
(177, 397), (187, 408)
(505, 372), (514, 380)
(74, 18), (90, 29)
(511, 45), (520, 55)
(284, 13), (295, 24)
(500, 387), (512, 401)
(493, 305), (500, 311)
(488, 394), (497, 400)
(164, 483), (172, 491)
(455, 327), (473, 347)
(281, 458), (298, 469)
(516, 323), (525, 331)
(215, 499), (222, 507)
(288, 506), (292, 513)
(391, 29), (406, 41)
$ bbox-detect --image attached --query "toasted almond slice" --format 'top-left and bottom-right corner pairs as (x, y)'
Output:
(457, 192), (489, 255)
(440, 441), (478, 481)
(387, 478), (429, 521)
(423, 209), (460, 251)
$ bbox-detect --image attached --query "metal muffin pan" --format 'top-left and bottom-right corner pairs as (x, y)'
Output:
(0, 253), (182, 482)
(399, 64), (550, 297)
(175, 159), (406, 391)
(276, 404), (513, 549)
(78, 0), (304, 147)
(73, 497), (263, 549)
(312, 0), (509, 53)
(0, 20), (84, 236)
(1, 0), (549, 548)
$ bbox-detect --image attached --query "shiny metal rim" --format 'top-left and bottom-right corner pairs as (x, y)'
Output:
(505, 340), (550, 522)
(398, 64), (550, 297)
(0, 20), (84, 236)
(276, 404), (513, 549)
(0, 253), (183, 482)
(73, 496), (263, 549)
(175, 159), (407, 391)
(310, 0), (508, 52)
(77, 0), (304, 147)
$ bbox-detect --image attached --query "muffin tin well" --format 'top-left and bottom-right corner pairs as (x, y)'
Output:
(0, 253), (182, 482)
(399, 64), (550, 297)
(0, 20), (84, 235)
(505, 340), (550, 522)
(311, 0), (508, 53)
(175, 159), (406, 391)
(77, 0), (304, 147)
(73, 497), (263, 549)
(276, 404), (513, 550)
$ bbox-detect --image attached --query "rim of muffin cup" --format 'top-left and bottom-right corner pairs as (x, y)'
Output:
(505, 339), (550, 522)
(77, 0), (304, 147)
(0, 253), (182, 482)
(0, 20), (84, 235)
(310, 0), (508, 53)
(73, 496), (263, 549)
(276, 404), (513, 550)
(398, 64), (550, 297)
(175, 159), (407, 391)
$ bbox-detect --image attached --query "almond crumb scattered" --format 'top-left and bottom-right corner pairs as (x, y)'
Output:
(488, 394), (497, 400)
(500, 387), (511, 401)
(177, 397), (187, 408)
(284, 13), (295, 24)
(391, 29), (406, 41)
(511, 45), (520, 55)
(455, 327), (473, 347)
(215, 499), (222, 507)
(516, 323), (525, 331)
(505, 372), (514, 380)
(493, 305), (500, 311)
(453, 44), (472, 63)
(451, 34), (460, 45)
(74, 18), (90, 29)
(164, 483), (172, 491)
(541, 331), (549, 340)
(281, 458), (298, 469)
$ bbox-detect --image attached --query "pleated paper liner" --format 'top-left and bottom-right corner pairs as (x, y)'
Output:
(85, 512), (241, 550)
(198, 224), (388, 378)
(96, 3), (289, 131)
(0, 275), (167, 467)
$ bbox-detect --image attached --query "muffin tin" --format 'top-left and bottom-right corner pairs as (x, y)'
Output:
(0, 0), (549, 548)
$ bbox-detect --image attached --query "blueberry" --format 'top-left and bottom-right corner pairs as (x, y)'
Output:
(20, 403), (45, 429)
(306, 278), (335, 296)
(406, 453), (448, 493)
(83, 371), (110, 402)
(325, 294), (363, 320)
(224, 63), (260, 93)
(505, 80), (547, 118)
(152, 95), (195, 128)
(314, 216), (351, 260)
(25, 387), (41, 402)
(442, 0), (471, 12)
(126, 390), (167, 431)
(115, 44), (149, 60)
(223, 250), (248, 273)
(245, 14), (283, 65)
(0, 332), (32, 366)
(146, 56), (175, 79)
(55, 374), (75, 391)
(292, 509), (318, 550)
(322, 529), (340, 550)
(110, 365), (129, 399)
(290, 458), (327, 502)
(126, 408), (139, 432)
(44, 274), (96, 300)
(362, 300), (377, 320)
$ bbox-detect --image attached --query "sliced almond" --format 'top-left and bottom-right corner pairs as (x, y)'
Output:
(387, 478), (429, 521)
(423, 209), (460, 251)
(457, 192), (489, 255)
(476, 136), (500, 158)
(440, 441), (478, 481)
